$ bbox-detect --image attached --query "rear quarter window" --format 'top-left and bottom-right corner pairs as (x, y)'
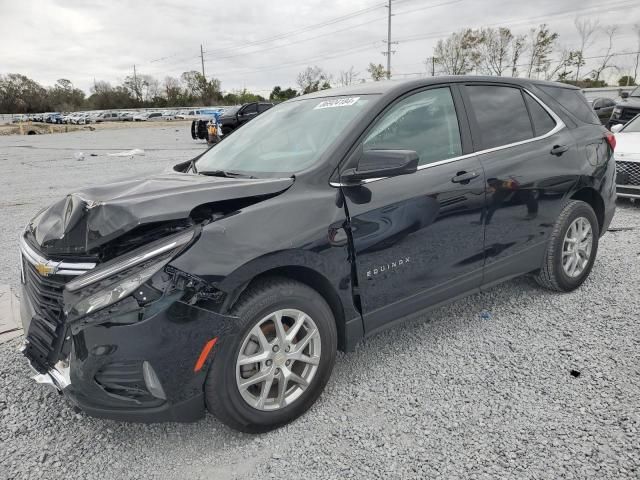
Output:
(538, 86), (600, 125)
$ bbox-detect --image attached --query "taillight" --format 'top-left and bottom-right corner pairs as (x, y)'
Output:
(605, 132), (616, 151)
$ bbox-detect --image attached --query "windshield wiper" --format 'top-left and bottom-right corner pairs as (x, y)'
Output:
(198, 170), (256, 179)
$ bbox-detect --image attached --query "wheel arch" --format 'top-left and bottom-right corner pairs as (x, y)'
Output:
(570, 187), (605, 234)
(217, 253), (353, 352)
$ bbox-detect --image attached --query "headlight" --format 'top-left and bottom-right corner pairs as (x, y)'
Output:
(70, 258), (168, 316)
(66, 229), (194, 292)
(65, 229), (195, 317)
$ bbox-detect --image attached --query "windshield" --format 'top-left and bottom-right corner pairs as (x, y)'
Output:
(630, 86), (640, 97)
(195, 95), (374, 175)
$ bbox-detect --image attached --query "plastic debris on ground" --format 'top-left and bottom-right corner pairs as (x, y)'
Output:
(107, 148), (145, 157)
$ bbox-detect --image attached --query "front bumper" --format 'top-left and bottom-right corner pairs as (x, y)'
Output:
(21, 283), (237, 423)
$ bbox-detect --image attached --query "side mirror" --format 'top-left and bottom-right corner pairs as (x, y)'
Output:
(342, 149), (419, 184)
(610, 124), (623, 133)
(621, 92), (629, 99)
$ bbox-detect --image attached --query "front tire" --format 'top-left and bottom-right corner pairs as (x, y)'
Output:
(205, 277), (337, 433)
(536, 200), (599, 292)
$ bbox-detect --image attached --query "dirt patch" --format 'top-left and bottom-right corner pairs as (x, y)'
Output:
(0, 120), (190, 136)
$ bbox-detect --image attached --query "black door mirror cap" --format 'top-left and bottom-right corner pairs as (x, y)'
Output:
(342, 149), (419, 184)
(621, 92), (629, 99)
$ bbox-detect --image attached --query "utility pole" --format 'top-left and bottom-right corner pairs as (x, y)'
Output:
(133, 64), (139, 102)
(382, 0), (397, 80)
(200, 44), (206, 80)
(431, 57), (436, 76)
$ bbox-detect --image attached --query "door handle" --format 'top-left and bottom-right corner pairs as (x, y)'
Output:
(451, 171), (479, 184)
(550, 144), (569, 156)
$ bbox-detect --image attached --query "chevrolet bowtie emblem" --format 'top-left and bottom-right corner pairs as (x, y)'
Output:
(35, 262), (56, 277)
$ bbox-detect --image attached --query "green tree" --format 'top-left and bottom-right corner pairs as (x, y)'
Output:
(270, 86), (298, 102)
(618, 75), (637, 86)
(367, 63), (387, 81)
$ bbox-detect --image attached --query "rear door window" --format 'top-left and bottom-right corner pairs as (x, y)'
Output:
(465, 85), (533, 150)
(538, 86), (600, 124)
(524, 93), (556, 136)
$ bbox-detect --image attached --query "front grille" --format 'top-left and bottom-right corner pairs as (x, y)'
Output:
(22, 258), (71, 373)
(616, 161), (640, 186)
(95, 361), (161, 405)
(620, 108), (640, 122)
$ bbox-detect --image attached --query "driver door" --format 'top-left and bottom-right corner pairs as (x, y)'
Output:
(340, 86), (486, 334)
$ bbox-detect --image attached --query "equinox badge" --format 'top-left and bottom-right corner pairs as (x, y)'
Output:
(366, 257), (410, 278)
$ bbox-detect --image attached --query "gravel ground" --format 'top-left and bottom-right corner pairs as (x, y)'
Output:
(1, 126), (639, 479)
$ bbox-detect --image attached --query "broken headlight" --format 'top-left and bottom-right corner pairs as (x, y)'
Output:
(65, 229), (195, 317)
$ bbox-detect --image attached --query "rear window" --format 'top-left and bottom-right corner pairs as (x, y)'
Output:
(466, 85), (533, 150)
(538, 86), (600, 124)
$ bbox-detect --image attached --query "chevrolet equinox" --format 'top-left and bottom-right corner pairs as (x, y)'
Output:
(19, 77), (616, 432)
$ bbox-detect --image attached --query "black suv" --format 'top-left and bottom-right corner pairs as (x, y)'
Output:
(219, 101), (274, 135)
(608, 86), (640, 128)
(19, 77), (616, 432)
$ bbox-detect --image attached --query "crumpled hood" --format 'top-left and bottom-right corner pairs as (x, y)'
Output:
(29, 171), (294, 255)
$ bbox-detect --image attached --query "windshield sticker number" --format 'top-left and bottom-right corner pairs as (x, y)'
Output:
(314, 97), (360, 110)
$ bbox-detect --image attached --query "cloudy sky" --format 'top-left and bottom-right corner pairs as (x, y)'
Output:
(2, 0), (639, 95)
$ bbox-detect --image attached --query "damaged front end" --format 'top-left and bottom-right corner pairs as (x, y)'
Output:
(18, 171), (293, 422)
(19, 228), (236, 421)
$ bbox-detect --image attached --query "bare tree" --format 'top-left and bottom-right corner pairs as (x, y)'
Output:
(479, 27), (513, 76)
(296, 66), (331, 94)
(510, 34), (527, 77)
(433, 29), (483, 75)
(526, 24), (558, 79)
(574, 17), (600, 81)
(591, 25), (619, 83)
(338, 66), (359, 86)
(543, 48), (575, 81)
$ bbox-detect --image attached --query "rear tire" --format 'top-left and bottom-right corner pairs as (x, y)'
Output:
(536, 200), (599, 292)
(205, 277), (337, 433)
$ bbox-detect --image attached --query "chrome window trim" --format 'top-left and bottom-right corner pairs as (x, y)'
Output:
(19, 235), (96, 276)
(330, 87), (565, 187)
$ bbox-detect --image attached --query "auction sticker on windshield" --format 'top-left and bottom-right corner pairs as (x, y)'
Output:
(314, 97), (360, 109)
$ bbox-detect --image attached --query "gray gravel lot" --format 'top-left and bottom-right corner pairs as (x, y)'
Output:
(1, 126), (639, 479)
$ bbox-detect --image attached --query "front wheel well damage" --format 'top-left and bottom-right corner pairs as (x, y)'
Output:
(227, 266), (348, 351)
(570, 188), (605, 234)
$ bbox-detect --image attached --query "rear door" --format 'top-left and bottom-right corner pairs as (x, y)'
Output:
(340, 85), (486, 334)
(461, 83), (581, 284)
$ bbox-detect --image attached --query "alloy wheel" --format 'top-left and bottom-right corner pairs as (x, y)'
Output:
(562, 216), (593, 278)
(235, 309), (321, 411)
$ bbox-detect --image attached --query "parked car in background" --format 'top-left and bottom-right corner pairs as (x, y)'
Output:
(611, 114), (640, 199)
(218, 102), (274, 135)
(18, 77), (615, 432)
(589, 98), (616, 124)
(176, 109), (205, 119)
(12, 114), (28, 123)
(608, 86), (640, 128)
(95, 112), (121, 123)
(119, 112), (134, 122)
(161, 111), (176, 120)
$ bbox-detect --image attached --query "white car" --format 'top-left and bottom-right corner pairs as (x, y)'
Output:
(612, 115), (640, 199)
